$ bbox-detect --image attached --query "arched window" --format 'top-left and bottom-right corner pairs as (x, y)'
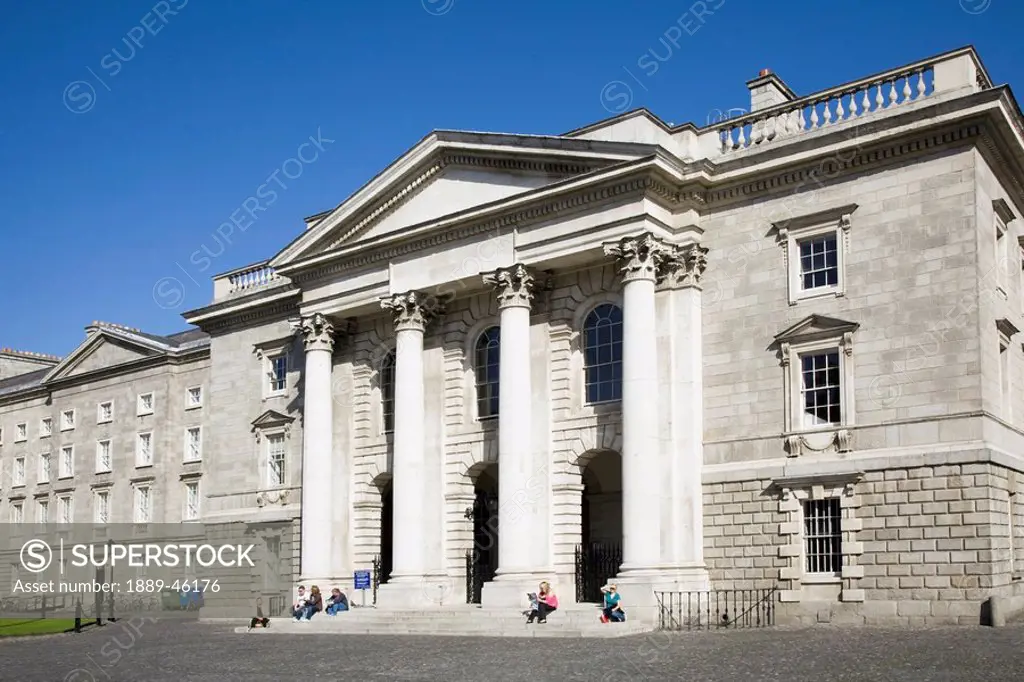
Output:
(474, 326), (501, 419)
(583, 303), (623, 404)
(380, 350), (396, 434)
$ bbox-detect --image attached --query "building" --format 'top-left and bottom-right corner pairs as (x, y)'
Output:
(3, 46), (1024, 624)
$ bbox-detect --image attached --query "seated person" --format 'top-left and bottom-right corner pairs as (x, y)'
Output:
(526, 582), (558, 623)
(292, 586), (308, 621)
(600, 583), (625, 622)
(326, 588), (349, 615)
(297, 585), (324, 621)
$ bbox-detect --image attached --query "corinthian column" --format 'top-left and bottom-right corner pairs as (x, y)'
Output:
(480, 265), (542, 605)
(603, 233), (675, 575)
(378, 291), (438, 602)
(295, 313), (336, 584)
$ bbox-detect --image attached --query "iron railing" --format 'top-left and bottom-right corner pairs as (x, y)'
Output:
(656, 588), (778, 630)
(372, 555), (382, 605)
(574, 543), (622, 603)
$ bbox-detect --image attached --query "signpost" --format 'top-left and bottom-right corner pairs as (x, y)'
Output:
(354, 570), (371, 608)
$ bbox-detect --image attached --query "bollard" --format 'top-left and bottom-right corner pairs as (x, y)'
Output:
(75, 600), (83, 633)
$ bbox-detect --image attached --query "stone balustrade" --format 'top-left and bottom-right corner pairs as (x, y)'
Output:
(212, 261), (290, 300)
(712, 49), (990, 155)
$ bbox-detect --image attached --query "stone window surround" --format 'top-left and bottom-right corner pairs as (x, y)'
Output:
(774, 472), (864, 604)
(136, 392), (155, 417)
(775, 203), (856, 306)
(997, 318), (1018, 421)
(58, 444), (74, 479)
(135, 431), (154, 469)
(97, 400), (114, 424)
(60, 409), (75, 431)
(778, 320), (857, 458)
(183, 478), (201, 521)
(95, 439), (112, 473)
(14, 423), (26, 443)
(57, 492), (73, 524)
(12, 456), (25, 487)
(994, 198), (1015, 299)
(261, 427), (290, 489)
(254, 339), (292, 400)
(93, 488), (110, 524)
(132, 482), (152, 523)
(38, 451), (50, 483)
(185, 385), (203, 409)
(39, 418), (51, 439)
(461, 318), (501, 424)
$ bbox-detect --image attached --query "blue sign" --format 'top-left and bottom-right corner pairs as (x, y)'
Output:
(354, 570), (371, 590)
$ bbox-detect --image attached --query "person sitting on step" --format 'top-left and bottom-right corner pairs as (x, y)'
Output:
(294, 585), (323, 621)
(326, 588), (349, 615)
(292, 585), (308, 621)
(526, 581), (558, 623)
(600, 583), (625, 623)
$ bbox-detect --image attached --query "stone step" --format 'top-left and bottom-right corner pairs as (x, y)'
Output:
(235, 618), (652, 638)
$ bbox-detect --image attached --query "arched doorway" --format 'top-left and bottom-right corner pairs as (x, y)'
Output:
(466, 463), (498, 604)
(374, 477), (393, 592)
(576, 450), (622, 602)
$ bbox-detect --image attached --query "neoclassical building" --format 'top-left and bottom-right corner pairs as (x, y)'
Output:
(4, 46), (1024, 623)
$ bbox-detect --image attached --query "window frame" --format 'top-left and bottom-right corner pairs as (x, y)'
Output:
(37, 498), (49, 524)
(38, 451), (50, 484)
(266, 353), (289, 398)
(473, 326), (501, 420)
(58, 445), (74, 479)
(265, 431), (288, 488)
(97, 400), (114, 424)
(94, 489), (110, 524)
(135, 432), (154, 468)
(183, 480), (200, 521)
(60, 409), (75, 432)
(185, 386), (203, 410)
(581, 303), (624, 406)
(184, 426), (202, 462)
(40, 418), (51, 439)
(137, 392), (155, 417)
(800, 497), (843, 579)
(133, 484), (152, 524)
(775, 204), (855, 306)
(14, 423), (26, 443)
(10, 501), (24, 524)
(12, 456), (25, 487)
(379, 349), (396, 435)
(57, 493), (73, 524)
(96, 439), (112, 473)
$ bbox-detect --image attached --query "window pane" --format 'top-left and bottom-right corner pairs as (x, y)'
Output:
(583, 304), (623, 405)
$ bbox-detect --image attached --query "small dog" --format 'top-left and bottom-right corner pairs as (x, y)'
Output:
(247, 616), (271, 631)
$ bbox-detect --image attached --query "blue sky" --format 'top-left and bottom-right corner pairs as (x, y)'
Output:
(1, 0), (1021, 356)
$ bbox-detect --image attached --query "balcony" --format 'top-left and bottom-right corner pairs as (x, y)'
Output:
(212, 261), (291, 301)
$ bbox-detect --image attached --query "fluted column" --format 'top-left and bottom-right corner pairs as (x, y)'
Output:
(380, 291), (436, 585)
(483, 264), (538, 581)
(604, 233), (676, 573)
(295, 313), (335, 582)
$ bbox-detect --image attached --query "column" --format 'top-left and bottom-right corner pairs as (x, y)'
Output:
(379, 291), (433, 587)
(296, 313), (335, 583)
(483, 264), (538, 582)
(603, 233), (675, 574)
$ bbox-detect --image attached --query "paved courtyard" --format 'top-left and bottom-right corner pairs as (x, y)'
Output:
(1, 619), (1023, 681)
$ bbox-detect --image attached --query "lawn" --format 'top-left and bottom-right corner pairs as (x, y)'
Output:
(0, 619), (79, 637)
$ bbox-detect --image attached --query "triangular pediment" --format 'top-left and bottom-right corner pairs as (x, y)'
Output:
(251, 410), (294, 429)
(270, 132), (648, 269)
(774, 314), (860, 345)
(46, 332), (163, 381)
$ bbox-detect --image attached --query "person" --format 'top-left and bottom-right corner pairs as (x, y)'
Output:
(526, 581), (558, 624)
(292, 585), (308, 621)
(326, 588), (349, 615)
(600, 583), (625, 623)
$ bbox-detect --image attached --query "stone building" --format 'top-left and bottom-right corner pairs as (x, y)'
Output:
(4, 46), (1024, 623)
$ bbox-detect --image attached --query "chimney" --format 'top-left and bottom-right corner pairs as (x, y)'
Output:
(746, 68), (796, 112)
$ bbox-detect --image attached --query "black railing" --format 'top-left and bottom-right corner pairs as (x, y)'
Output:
(656, 588), (778, 630)
(574, 543), (622, 603)
(372, 555), (382, 605)
(465, 548), (495, 604)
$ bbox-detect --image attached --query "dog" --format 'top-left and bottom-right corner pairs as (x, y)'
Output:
(247, 616), (271, 631)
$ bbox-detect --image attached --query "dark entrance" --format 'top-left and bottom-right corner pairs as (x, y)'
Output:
(576, 450), (623, 602)
(373, 478), (393, 603)
(466, 464), (498, 604)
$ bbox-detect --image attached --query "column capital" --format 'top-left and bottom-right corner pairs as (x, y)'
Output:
(482, 264), (538, 309)
(665, 243), (709, 289)
(380, 291), (442, 333)
(291, 313), (335, 352)
(603, 232), (676, 283)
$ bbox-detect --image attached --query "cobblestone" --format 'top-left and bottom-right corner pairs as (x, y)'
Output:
(1, 619), (1024, 681)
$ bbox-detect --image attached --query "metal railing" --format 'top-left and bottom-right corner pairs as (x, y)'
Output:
(656, 588), (778, 630)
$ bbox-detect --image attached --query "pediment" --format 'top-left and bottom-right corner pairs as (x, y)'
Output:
(46, 333), (161, 380)
(774, 314), (860, 345)
(251, 410), (295, 430)
(269, 132), (645, 270)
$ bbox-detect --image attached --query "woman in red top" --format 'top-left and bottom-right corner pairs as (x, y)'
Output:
(527, 581), (558, 623)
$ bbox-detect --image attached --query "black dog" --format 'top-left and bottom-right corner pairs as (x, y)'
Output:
(247, 617), (270, 630)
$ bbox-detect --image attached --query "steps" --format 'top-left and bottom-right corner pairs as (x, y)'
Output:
(232, 605), (654, 638)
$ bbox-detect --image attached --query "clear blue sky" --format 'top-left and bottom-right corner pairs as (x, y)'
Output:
(1, 0), (1020, 356)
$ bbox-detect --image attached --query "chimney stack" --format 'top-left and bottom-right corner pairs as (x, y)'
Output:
(747, 68), (796, 112)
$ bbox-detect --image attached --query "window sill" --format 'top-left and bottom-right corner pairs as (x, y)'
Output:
(14, 439), (26, 444)
(97, 420), (112, 426)
(135, 463), (154, 470)
(136, 411), (154, 418)
(40, 434), (50, 439)
(185, 404), (202, 411)
(95, 469), (111, 475)
(802, 574), (841, 585)
(183, 458), (202, 465)
(60, 427), (75, 432)
(791, 286), (842, 305)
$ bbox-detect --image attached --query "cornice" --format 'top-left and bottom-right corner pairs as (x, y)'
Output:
(191, 296), (302, 335)
(323, 152), (611, 251)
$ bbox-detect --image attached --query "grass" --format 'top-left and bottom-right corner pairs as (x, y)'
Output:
(0, 618), (80, 637)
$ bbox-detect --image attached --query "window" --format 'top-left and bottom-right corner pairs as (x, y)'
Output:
(38, 452), (50, 483)
(776, 205), (854, 304)
(96, 440), (112, 473)
(997, 319), (1018, 421)
(379, 350), (396, 434)
(95, 490), (110, 524)
(184, 427), (202, 462)
(137, 393), (154, 416)
(98, 401), (113, 424)
(186, 386), (203, 409)
(133, 485), (151, 523)
(184, 481), (200, 521)
(583, 304), (623, 404)
(37, 499), (48, 524)
(15, 423), (26, 442)
(474, 327), (501, 419)
(12, 457), (25, 487)
(57, 494), (72, 524)
(267, 433), (286, 487)
(40, 418), (51, 438)
(61, 409), (75, 431)
(59, 445), (74, 479)
(136, 432), (153, 467)
(803, 498), (842, 575)
(800, 351), (842, 427)
(268, 355), (288, 394)
(10, 501), (23, 524)
(996, 217), (1009, 295)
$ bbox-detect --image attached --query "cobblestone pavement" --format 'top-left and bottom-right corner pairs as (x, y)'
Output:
(1, 620), (1023, 681)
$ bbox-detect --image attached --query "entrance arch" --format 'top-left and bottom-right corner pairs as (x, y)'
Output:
(466, 461), (498, 603)
(577, 449), (622, 602)
(373, 475), (393, 586)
